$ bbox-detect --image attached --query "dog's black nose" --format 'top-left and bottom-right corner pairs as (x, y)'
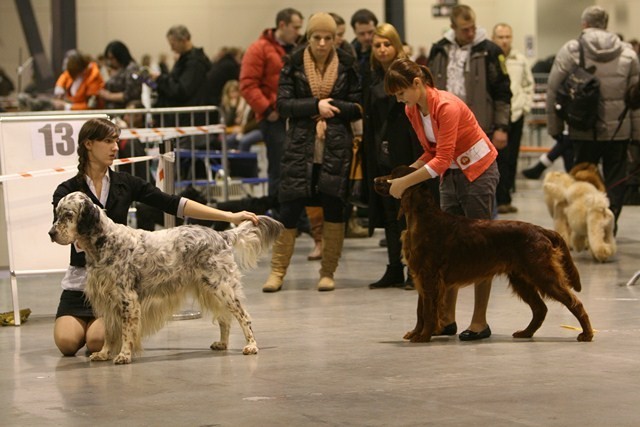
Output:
(48, 229), (57, 241)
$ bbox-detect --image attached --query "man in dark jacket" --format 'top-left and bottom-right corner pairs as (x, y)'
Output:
(350, 8), (378, 103)
(153, 25), (212, 125)
(427, 5), (511, 152)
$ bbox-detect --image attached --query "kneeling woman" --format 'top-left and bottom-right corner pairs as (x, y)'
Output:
(52, 118), (258, 356)
(384, 58), (500, 340)
(262, 13), (362, 292)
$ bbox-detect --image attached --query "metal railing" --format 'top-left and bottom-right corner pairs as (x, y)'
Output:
(0, 105), (227, 205)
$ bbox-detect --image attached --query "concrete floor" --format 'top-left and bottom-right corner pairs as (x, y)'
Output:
(1, 176), (640, 427)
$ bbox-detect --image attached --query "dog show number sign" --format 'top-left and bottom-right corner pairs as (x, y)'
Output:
(31, 121), (81, 160)
(0, 114), (107, 275)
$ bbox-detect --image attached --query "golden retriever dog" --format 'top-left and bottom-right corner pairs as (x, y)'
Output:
(543, 163), (616, 262)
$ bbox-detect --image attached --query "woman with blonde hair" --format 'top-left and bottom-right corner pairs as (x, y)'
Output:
(262, 12), (362, 292)
(220, 79), (263, 151)
(365, 23), (433, 290)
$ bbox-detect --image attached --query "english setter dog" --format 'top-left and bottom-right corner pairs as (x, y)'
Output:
(49, 192), (283, 364)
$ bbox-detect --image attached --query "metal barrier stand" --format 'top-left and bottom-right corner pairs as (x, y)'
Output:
(0, 106), (227, 324)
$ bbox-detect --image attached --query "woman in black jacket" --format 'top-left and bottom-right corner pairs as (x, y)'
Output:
(262, 13), (362, 292)
(363, 24), (436, 290)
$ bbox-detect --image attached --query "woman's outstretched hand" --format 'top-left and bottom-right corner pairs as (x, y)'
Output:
(229, 211), (259, 225)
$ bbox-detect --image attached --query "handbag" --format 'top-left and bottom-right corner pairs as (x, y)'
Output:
(348, 135), (368, 208)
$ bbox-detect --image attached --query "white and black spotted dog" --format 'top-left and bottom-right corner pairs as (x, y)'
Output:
(49, 191), (283, 364)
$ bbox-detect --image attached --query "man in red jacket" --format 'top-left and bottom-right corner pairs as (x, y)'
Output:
(240, 8), (304, 198)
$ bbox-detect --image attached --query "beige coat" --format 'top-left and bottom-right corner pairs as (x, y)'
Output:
(546, 27), (640, 141)
(505, 48), (534, 123)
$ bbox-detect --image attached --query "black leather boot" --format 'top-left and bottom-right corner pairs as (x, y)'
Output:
(522, 161), (547, 179)
(369, 264), (405, 289)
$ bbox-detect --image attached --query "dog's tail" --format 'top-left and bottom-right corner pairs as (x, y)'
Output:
(544, 228), (582, 292)
(225, 215), (284, 270)
(586, 204), (617, 262)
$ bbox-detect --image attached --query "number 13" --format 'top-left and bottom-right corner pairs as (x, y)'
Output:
(37, 123), (75, 156)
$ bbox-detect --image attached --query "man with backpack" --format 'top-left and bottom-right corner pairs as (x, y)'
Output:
(546, 5), (640, 233)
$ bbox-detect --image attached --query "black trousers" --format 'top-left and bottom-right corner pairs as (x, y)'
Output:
(572, 139), (629, 222)
(496, 116), (524, 205)
(547, 135), (574, 171)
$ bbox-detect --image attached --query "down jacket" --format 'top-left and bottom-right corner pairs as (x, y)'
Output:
(276, 47), (362, 203)
(240, 29), (286, 121)
(546, 27), (640, 141)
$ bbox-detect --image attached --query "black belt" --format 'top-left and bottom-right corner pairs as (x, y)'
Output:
(443, 168), (462, 177)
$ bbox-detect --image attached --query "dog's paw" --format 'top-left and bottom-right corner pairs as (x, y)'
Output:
(410, 334), (432, 343)
(512, 330), (534, 339)
(242, 344), (258, 355)
(210, 341), (228, 351)
(89, 351), (110, 362)
(577, 332), (593, 342)
(403, 330), (417, 340)
(113, 353), (132, 364)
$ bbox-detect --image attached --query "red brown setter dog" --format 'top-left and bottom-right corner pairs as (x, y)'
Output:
(374, 166), (593, 343)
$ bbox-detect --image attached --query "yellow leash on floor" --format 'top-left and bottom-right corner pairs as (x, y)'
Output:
(0, 308), (31, 326)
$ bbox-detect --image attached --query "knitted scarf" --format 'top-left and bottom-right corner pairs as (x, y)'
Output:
(303, 46), (339, 150)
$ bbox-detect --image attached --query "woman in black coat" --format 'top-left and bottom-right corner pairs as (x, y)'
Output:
(262, 13), (362, 293)
(363, 24), (437, 289)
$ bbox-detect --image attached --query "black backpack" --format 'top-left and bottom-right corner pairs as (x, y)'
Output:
(555, 37), (600, 131)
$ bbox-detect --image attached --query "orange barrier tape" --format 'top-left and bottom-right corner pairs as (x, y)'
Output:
(0, 153), (174, 183)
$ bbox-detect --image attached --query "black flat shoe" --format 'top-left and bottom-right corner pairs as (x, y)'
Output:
(434, 322), (457, 336)
(459, 325), (491, 341)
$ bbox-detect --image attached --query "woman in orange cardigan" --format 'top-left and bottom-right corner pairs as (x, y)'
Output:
(53, 51), (104, 110)
(384, 58), (499, 341)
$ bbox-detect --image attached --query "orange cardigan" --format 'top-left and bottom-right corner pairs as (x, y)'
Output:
(405, 86), (497, 182)
(55, 62), (104, 110)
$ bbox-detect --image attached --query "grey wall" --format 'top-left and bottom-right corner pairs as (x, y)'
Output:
(536, 0), (594, 59)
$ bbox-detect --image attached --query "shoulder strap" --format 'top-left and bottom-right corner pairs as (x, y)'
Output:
(577, 36), (586, 68)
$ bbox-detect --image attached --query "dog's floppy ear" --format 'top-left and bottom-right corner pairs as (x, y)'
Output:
(77, 197), (101, 236)
(374, 174), (393, 196)
(374, 165), (418, 197)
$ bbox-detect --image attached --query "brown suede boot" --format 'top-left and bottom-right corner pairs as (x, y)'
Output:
(262, 228), (297, 292)
(305, 206), (323, 260)
(317, 222), (345, 291)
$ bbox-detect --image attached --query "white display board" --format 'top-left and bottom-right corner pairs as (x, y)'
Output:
(0, 114), (107, 273)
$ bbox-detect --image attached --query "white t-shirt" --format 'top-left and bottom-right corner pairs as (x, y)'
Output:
(420, 111), (458, 178)
(446, 43), (470, 101)
(60, 174), (111, 291)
